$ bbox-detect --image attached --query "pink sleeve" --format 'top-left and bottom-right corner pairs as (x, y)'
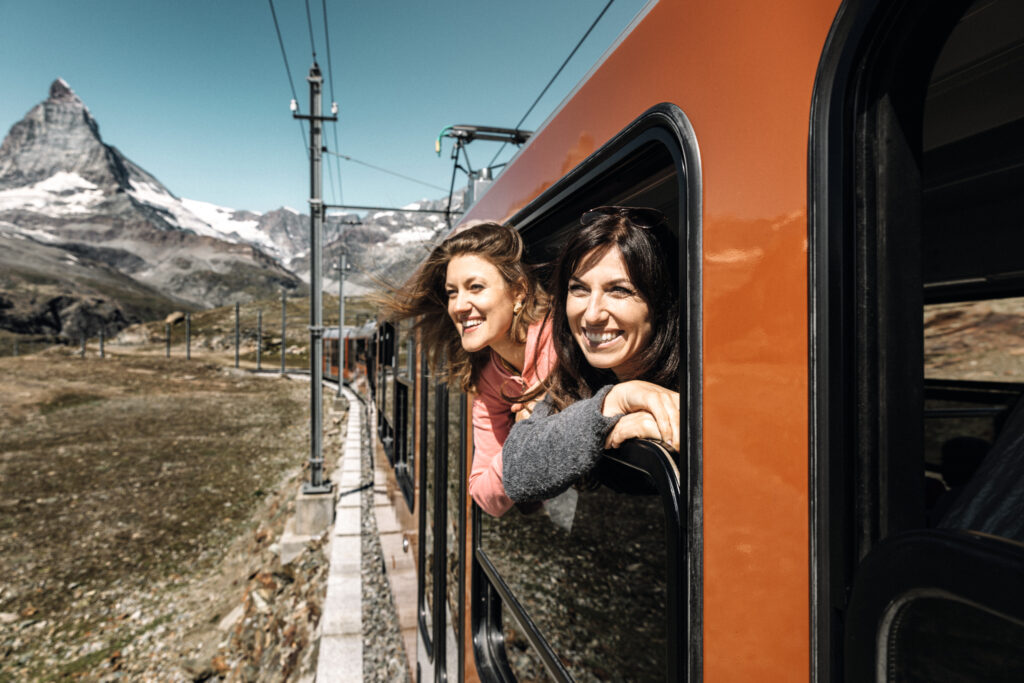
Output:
(468, 366), (516, 517)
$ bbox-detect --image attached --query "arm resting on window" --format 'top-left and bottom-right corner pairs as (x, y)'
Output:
(502, 385), (621, 503)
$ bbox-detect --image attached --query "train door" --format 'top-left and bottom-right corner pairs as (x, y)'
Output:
(470, 105), (702, 681)
(812, 1), (1024, 679)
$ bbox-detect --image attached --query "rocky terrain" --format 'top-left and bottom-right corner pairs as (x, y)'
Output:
(0, 349), (345, 681)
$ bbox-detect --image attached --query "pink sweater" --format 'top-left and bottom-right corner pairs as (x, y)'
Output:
(469, 317), (556, 516)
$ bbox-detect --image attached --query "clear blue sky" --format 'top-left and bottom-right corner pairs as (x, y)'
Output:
(0, 0), (649, 214)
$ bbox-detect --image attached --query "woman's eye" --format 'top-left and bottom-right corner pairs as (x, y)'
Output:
(610, 285), (635, 297)
(568, 283), (588, 295)
(445, 289), (457, 298)
(470, 283), (484, 291)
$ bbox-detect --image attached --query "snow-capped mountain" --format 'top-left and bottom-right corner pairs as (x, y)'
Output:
(0, 79), (304, 338)
(0, 79), (461, 339)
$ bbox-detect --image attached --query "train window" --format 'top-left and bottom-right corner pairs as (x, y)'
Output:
(445, 389), (465, 679)
(471, 103), (700, 682)
(812, 0), (1024, 678)
(479, 449), (674, 680)
(395, 321), (415, 509)
(420, 369), (437, 657)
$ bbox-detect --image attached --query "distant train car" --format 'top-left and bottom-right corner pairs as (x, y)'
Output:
(363, 1), (1024, 681)
(323, 322), (374, 384)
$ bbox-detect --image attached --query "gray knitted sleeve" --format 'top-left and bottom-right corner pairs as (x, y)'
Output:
(501, 385), (621, 503)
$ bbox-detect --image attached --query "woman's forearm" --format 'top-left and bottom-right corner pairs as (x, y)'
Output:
(501, 386), (620, 502)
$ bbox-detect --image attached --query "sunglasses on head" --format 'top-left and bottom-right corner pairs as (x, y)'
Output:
(579, 205), (668, 229)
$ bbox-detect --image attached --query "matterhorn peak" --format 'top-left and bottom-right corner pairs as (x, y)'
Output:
(49, 78), (79, 102)
(0, 78), (127, 191)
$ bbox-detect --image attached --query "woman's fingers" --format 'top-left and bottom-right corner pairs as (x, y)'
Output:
(604, 412), (660, 449)
(603, 381), (681, 449)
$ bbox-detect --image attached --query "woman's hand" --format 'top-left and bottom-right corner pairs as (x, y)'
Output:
(511, 381), (545, 422)
(602, 381), (680, 451)
(604, 411), (677, 450)
(514, 396), (541, 422)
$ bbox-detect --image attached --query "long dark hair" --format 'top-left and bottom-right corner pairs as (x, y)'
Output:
(380, 221), (547, 392)
(545, 207), (679, 410)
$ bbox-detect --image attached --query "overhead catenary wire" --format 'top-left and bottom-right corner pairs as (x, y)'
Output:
(321, 0), (344, 204)
(304, 0), (318, 61)
(267, 0), (310, 159)
(487, 0), (615, 168)
(324, 150), (448, 192)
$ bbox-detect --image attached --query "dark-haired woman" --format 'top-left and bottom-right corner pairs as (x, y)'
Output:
(384, 222), (555, 516)
(502, 207), (679, 504)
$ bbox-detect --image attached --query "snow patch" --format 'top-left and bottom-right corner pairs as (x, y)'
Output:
(180, 198), (272, 251)
(0, 172), (105, 215)
(389, 226), (435, 245)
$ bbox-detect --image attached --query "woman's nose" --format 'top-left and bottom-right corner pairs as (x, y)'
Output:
(452, 291), (471, 313)
(583, 292), (607, 323)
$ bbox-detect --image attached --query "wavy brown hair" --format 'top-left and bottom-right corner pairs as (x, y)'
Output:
(543, 207), (679, 411)
(381, 222), (547, 392)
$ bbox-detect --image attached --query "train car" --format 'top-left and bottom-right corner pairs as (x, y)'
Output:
(323, 322), (374, 384)
(365, 0), (1024, 681)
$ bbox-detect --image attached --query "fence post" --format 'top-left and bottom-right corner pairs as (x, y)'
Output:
(257, 309), (263, 371)
(165, 323), (170, 358)
(280, 289), (287, 374)
(99, 329), (105, 359)
(186, 313), (191, 360)
(234, 301), (240, 369)
(80, 336), (86, 359)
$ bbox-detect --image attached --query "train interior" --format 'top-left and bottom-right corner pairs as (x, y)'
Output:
(830, 0), (1024, 679)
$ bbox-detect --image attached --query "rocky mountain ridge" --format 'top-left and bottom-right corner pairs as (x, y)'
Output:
(0, 79), (457, 340)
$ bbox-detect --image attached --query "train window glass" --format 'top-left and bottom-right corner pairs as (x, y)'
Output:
(918, 1), (1024, 537)
(501, 601), (551, 682)
(884, 597), (1024, 682)
(445, 391), (464, 678)
(420, 373), (437, 650)
(814, 0), (1024, 677)
(479, 463), (670, 680)
(925, 297), (1024, 383)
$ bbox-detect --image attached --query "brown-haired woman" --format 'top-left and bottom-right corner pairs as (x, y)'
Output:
(385, 221), (555, 516)
(502, 207), (680, 503)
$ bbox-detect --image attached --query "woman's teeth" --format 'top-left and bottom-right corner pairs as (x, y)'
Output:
(463, 319), (482, 330)
(585, 329), (619, 344)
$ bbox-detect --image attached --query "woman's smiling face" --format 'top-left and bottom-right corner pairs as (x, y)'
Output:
(445, 253), (520, 354)
(566, 245), (653, 379)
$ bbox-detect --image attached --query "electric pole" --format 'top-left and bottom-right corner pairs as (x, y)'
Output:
(294, 62), (337, 495)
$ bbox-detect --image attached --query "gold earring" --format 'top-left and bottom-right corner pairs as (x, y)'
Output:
(513, 301), (523, 315)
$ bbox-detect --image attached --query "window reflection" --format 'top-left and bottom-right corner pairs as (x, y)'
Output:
(503, 601), (553, 682)
(422, 378), (436, 643)
(445, 389), (463, 675)
(480, 461), (669, 681)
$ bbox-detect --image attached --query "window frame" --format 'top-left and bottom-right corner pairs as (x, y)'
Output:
(468, 102), (703, 682)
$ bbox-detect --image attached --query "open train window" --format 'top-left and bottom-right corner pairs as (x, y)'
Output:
(471, 104), (702, 682)
(811, 0), (1024, 679)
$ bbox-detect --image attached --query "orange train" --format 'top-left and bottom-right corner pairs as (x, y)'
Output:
(361, 0), (1024, 680)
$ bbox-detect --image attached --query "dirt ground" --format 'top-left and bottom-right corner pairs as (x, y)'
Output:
(0, 346), (346, 681)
